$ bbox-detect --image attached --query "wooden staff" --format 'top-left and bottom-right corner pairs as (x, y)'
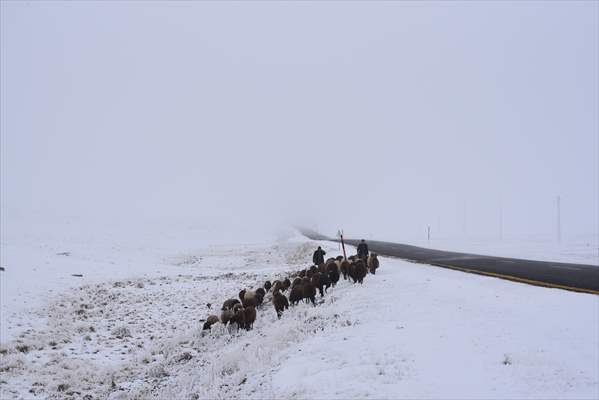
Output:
(340, 233), (347, 260)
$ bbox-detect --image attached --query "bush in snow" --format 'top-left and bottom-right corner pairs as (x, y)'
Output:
(111, 326), (132, 339)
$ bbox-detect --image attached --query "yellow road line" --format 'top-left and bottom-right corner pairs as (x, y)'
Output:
(429, 262), (599, 295)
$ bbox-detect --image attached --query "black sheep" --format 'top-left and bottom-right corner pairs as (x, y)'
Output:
(327, 263), (340, 287)
(202, 315), (219, 330)
(302, 277), (316, 306)
(272, 290), (289, 318)
(289, 284), (304, 306)
(255, 288), (266, 306)
(222, 298), (240, 311)
(282, 278), (291, 291)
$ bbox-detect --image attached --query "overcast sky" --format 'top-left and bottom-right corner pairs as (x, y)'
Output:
(1, 1), (597, 241)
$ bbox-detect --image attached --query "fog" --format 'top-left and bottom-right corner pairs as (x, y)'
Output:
(1, 2), (597, 242)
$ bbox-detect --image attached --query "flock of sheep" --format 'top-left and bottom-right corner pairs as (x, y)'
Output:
(201, 252), (380, 332)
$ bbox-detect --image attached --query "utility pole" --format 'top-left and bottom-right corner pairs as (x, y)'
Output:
(340, 231), (347, 260)
(462, 200), (467, 237)
(557, 196), (561, 242)
(427, 226), (431, 241)
(499, 201), (503, 240)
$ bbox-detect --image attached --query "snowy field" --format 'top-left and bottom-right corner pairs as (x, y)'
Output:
(1, 219), (598, 399)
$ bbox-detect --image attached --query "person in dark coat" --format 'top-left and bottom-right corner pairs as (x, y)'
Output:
(357, 239), (369, 260)
(312, 246), (326, 265)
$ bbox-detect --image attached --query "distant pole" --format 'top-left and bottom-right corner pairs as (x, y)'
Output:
(462, 200), (467, 237)
(499, 201), (503, 240)
(557, 196), (561, 242)
(427, 226), (431, 241)
(340, 232), (347, 260)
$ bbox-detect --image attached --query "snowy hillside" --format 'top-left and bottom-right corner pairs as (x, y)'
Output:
(1, 220), (598, 399)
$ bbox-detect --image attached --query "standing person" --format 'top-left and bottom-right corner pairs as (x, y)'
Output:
(312, 246), (326, 265)
(357, 239), (369, 260)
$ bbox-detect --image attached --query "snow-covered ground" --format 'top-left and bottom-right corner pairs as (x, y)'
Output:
(1, 218), (598, 399)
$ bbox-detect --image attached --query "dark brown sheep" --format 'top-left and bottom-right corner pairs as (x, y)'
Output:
(243, 306), (256, 330)
(202, 315), (219, 330)
(272, 290), (289, 318)
(367, 253), (379, 274)
(340, 260), (351, 280)
(289, 283), (304, 306)
(327, 263), (340, 287)
(309, 265), (319, 275)
(299, 270), (306, 278)
(321, 272), (331, 292)
(220, 308), (235, 325)
(311, 272), (323, 297)
(272, 280), (284, 293)
(302, 277), (316, 306)
(314, 272), (332, 296)
(292, 277), (302, 287)
(282, 278), (291, 291)
(240, 289), (258, 308)
(264, 280), (272, 292)
(318, 263), (327, 274)
(231, 304), (245, 329)
(222, 298), (241, 311)
(350, 259), (367, 284)
(255, 288), (266, 305)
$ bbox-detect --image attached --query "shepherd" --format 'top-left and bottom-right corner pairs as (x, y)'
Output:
(357, 239), (369, 260)
(312, 246), (326, 265)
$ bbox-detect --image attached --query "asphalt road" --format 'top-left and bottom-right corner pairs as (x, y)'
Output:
(298, 228), (599, 294)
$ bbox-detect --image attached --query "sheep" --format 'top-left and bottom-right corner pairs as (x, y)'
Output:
(272, 290), (289, 318)
(302, 277), (316, 306)
(291, 277), (302, 287)
(202, 315), (219, 330)
(264, 280), (272, 292)
(320, 272), (332, 292)
(243, 306), (256, 330)
(272, 280), (284, 293)
(350, 259), (367, 284)
(318, 263), (327, 274)
(289, 283), (304, 306)
(340, 260), (351, 280)
(299, 270), (306, 278)
(282, 278), (291, 291)
(220, 308), (235, 325)
(231, 304), (245, 329)
(311, 272), (331, 297)
(222, 298), (241, 311)
(239, 289), (258, 308)
(255, 288), (266, 305)
(311, 272), (324, 297)
(367, 253), (379, 274)
(327, 263), (340, 287)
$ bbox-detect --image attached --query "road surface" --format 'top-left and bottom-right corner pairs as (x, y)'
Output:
(298, 228), (599, 295)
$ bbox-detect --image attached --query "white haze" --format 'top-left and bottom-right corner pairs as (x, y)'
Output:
(1, 2), (597, 243)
